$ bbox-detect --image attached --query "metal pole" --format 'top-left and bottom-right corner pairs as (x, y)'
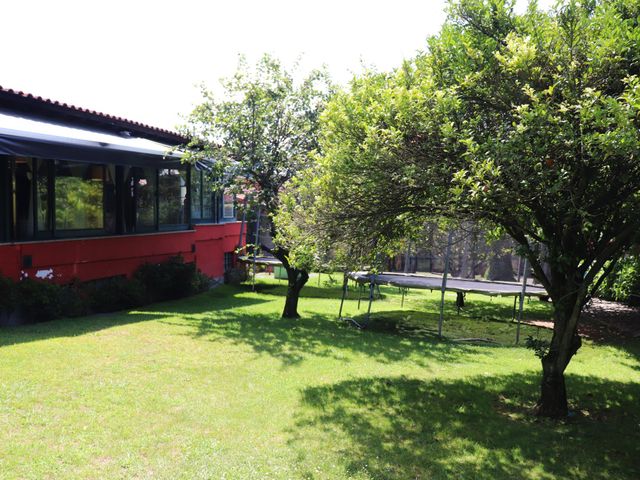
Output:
(438, 231), (453, 337)
(338, 272), (348, 319)
(516, 258), (529, 344)
(365, 274), (376, 325)
(404, 242), (411, 273)
(516, 256), (522, 283)
(252, 206), (261, 292)
(237, 197), (248, 250)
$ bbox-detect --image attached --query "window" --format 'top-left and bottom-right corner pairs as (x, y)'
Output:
(159, 168), (188, 226)
(36, 159), (51, 234)
(223, 193), (235, 219)
(0, 158), (9, 242)
(1, 155), (197, 242)
(190, 169), (216, 222)
(55, 161), (104, 231)
(190, 170), (202, 220)
(203, 174), (214, 219)
(134, 167), (157, 230)
(12, 157), (35, 240)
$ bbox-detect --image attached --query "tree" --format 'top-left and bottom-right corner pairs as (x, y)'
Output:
(310, 0), (640, 417)
(180, 55), (332, 318)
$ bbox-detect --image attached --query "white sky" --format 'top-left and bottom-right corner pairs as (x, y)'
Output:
(1, 0), (553, 131)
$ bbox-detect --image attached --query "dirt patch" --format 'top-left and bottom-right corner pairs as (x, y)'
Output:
(524, 298), (640, 342)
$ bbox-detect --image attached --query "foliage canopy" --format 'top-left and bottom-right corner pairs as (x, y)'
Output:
(303, 0), (640, 417)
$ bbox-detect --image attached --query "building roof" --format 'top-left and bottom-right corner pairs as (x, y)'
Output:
(0, 86), (189, 146)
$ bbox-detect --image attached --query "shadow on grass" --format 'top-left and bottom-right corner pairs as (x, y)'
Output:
(0, 287), (270, 348)
(290, 373), (640, 480)
(244, 281), (360, 300)
(158, 308), (479, 368)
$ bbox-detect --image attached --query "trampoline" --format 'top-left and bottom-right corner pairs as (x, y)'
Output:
(348, 272), (547, 298)
(237, 255), (283, 266)
(340, 271), (548, 343)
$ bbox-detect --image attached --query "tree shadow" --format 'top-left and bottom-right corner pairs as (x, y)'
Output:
(163, 306), (484, 368)
(0, 288), (270, 348)
(290, 373), (640, 479)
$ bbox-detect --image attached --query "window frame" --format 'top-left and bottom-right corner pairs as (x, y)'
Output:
(0, 156), (238, 244)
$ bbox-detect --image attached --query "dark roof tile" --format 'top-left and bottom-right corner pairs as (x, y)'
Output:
(0, 85), (188, 145)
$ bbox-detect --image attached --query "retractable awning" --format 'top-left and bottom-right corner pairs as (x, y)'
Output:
(0, 114), (183, 168)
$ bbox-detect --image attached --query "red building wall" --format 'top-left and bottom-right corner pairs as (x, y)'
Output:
(0, 222), (242, 283)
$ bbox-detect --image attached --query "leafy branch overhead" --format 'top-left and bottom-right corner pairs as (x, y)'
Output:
(179, 55), (334, 318)
(180, 55), (333, 214)
(307, 0), (640, 418)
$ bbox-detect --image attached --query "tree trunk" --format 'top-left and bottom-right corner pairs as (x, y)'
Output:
(536, 354), (569, 418)
(535, 288), (584, 418)
(282, 268), (309, 318)
(259, 216), (310, 319)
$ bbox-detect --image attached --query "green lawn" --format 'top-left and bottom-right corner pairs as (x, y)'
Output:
(1, 276), (638, 479)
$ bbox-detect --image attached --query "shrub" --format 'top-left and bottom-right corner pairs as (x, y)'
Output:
(193, 270), (211, 293)
(224, 266), (248, 285)
(134, 256), (208, 302)
(0, 276), (16, 312)
(14, 278), (64, 322)
(58, 278), (91, 318)
(84, 276), (146, 313)
(0, 256), (211, 326)
(597, 255), (640, 303)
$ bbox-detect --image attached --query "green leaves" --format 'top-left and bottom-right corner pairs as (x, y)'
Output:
(181, 55), (333, 212)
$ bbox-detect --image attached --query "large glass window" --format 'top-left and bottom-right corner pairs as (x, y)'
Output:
(1, 156), (199, 242)
(104, 165), (116, 233)
(223, 193), (235, 219)
(190, 170), (202, 220)
(133, 167), (157, 230)
(203, 174), (214, 219)
(36, 159), (51, 234)
(13, 157), (35, 240)
(0, 158), (9, 242)
(55, 161), (104, 231)
(190, 169), (216, 222)
(159, 168), (187, 226)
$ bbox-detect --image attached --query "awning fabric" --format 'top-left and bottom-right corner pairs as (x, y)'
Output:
(0, 128), (183, 168)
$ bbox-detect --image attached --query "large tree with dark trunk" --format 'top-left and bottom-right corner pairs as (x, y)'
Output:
(309, 0), (640, 417)
(181, 55), (332, 318)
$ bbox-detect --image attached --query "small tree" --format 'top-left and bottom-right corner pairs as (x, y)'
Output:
(310, 0), (640, 417)
(181, 55), (332, 318)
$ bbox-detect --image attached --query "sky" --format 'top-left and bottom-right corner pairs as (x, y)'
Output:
(1, 0), (554, 131)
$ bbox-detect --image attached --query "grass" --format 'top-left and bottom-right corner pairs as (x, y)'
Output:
(0, 274), (638, 479)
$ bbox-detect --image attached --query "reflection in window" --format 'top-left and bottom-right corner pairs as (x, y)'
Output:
(55, 161), (104, 230)
(13, 157), (34, 240)
(223, 193), (235, 219)
(104, 165), (116, 233)
(203, 174), (214, 219)
(36, 159), (50, 233)
(159, 168), (187, 225)
(191, 169), (216, 222)
(190, 169), (202, 220)
(134, 167), (156, 229)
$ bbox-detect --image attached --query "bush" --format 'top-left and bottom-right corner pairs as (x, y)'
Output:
(596, 255), (640, 303)
(224, 266), (248, 285)
(84, 276), (146, 313)
(58, 278), (91, 318)
(14, 278), (65, 322)
(0, 276), (16, 312)
(134, 256), (208, 302)
(0, 256), (211, 326)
